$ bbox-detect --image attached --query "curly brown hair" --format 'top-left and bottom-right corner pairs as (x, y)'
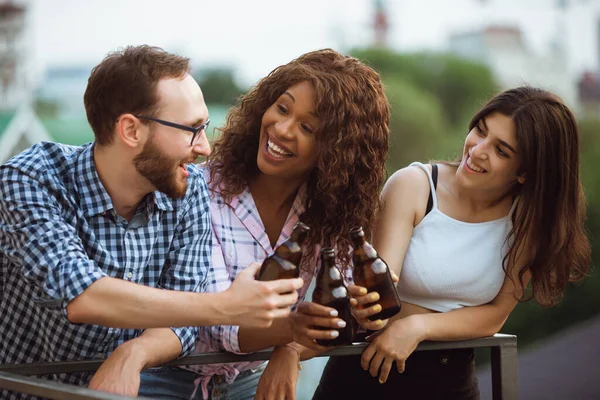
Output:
(467, 86), (591, 306)
(208, 49), (390, 269)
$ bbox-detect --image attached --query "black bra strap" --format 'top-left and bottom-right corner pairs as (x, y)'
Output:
(425, 164), (438, 215)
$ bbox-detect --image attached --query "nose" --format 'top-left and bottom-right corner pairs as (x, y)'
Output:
(273, 118), (295, 141)
(193, 131), (211, 156)
(470, 139), (488, 160)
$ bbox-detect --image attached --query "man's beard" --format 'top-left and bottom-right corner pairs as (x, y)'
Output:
(133, 139), (188, 199)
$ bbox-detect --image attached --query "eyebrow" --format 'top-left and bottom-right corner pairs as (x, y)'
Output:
(189, 117), (209, 127)
(498, 139), (517, 154)
(479, 119), (516, 154)
(282, 91), (318, 117)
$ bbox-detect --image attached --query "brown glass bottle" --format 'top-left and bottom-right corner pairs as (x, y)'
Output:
(350, 226), (401, 321)
(312, 248), (354, 346)
(257, 222), (310, 281)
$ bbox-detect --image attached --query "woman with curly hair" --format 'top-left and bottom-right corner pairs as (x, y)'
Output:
(173, 49), (390, 400)
(313, 86), (591, 400)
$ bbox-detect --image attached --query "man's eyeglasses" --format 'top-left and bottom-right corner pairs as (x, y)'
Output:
(136, 116), (210, 146)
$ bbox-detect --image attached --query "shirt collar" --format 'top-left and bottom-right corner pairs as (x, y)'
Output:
(74, 143), (173, 217)
(228, 183), (307, 254)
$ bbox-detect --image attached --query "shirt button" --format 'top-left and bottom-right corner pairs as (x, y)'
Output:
(127, 272), (133, 279)
(96, 352), (103, 359)
(213, 388), (221, 396)
(440, 356), (449, 364)
(214, 375), (221, 384)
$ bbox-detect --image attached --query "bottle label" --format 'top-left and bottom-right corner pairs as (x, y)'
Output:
(329, 267), (342, 280)
(332, 286), (348, 299)
(371, 259), (387, 274)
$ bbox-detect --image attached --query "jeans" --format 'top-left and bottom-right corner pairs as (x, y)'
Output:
(138, 365), (265, 400)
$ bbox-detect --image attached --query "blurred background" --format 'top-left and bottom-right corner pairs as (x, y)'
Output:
(1, 0), (599, 398)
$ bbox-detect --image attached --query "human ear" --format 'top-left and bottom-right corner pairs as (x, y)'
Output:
(116, 114), (145, 149)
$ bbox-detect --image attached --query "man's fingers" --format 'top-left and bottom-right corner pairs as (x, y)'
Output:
(269, 308), (292, 320)
(267, 278), (304, 293)
(391, 272), (399, 283)
(241, 262), (262, 278)
(297, 301), (339, 317)
(271, 292), (299, 308)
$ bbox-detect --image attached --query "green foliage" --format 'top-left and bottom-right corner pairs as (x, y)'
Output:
(350, 47), (498, 176)
(383, 77), (448, 173)
(351, 48), (498, 127)
(194, 68), (245, 106)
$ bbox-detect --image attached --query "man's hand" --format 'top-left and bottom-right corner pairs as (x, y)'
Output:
(220, 262), (304, 328)
(255, 345), (301, 400)
(88, 343), (144, 396)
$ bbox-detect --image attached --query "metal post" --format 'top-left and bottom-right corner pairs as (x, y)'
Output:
(491, 338), (519, 399)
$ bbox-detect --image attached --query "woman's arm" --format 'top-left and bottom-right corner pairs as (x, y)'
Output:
(352, 166), (428, 330)
(362, 264), (531, 383)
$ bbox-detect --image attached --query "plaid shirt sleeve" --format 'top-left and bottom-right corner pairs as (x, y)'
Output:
(0, 169), (107, 318)
(159, 174), (212, 356)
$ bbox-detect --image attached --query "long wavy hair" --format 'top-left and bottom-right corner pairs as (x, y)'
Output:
(208, 49), (390, 269)
(466, 86), (591, 306)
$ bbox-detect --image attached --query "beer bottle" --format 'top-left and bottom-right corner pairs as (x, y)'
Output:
(312, 248), (354, 346)
(257, 221), (310, 281)
(350, 226), (401, 321)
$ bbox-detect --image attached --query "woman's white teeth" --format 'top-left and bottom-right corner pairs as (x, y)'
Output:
(467, 157), (485, 173)
(267, 139), (292, 157)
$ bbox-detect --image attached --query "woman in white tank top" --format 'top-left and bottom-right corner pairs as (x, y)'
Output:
(313, 86), (591, 400)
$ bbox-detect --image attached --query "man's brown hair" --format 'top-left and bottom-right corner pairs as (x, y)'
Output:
(84, 45), (190, 146)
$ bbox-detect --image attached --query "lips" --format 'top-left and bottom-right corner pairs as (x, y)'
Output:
(265, 133), (294, 158)
(466, 156), (486, 173)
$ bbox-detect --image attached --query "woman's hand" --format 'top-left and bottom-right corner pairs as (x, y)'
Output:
(360, 315), (426, 383)
(349, 272), (399, 331)
(255, 345), (301, 400)
(290, 302), (346, 351)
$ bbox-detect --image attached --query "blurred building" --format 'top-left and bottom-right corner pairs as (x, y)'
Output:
(0, 0), (51, 163)
(577, 71), (600, 118)
(449, 25), (578, 110)
(373, 0), (389, 48)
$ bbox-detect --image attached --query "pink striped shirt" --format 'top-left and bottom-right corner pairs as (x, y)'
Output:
(185, 165), (318, 398)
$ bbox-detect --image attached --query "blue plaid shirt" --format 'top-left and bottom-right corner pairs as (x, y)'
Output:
(0, 142), (211, 398)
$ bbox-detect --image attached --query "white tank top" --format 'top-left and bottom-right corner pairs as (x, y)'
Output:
(397, 162), (516, 312)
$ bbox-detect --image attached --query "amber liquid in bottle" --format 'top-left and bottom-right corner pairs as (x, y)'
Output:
(312, 248), (355, 346)
(257, 222), (310, 281)
(350, 226), (401, 321)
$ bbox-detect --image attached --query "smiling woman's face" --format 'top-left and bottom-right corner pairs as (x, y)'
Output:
(256, 80), (321, 182)
(456, 111), (524, 192)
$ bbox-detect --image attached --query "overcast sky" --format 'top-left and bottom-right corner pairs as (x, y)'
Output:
(27, 0), (599, 86)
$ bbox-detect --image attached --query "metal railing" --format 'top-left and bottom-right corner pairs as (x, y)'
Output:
(0, 333), (518, 399)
